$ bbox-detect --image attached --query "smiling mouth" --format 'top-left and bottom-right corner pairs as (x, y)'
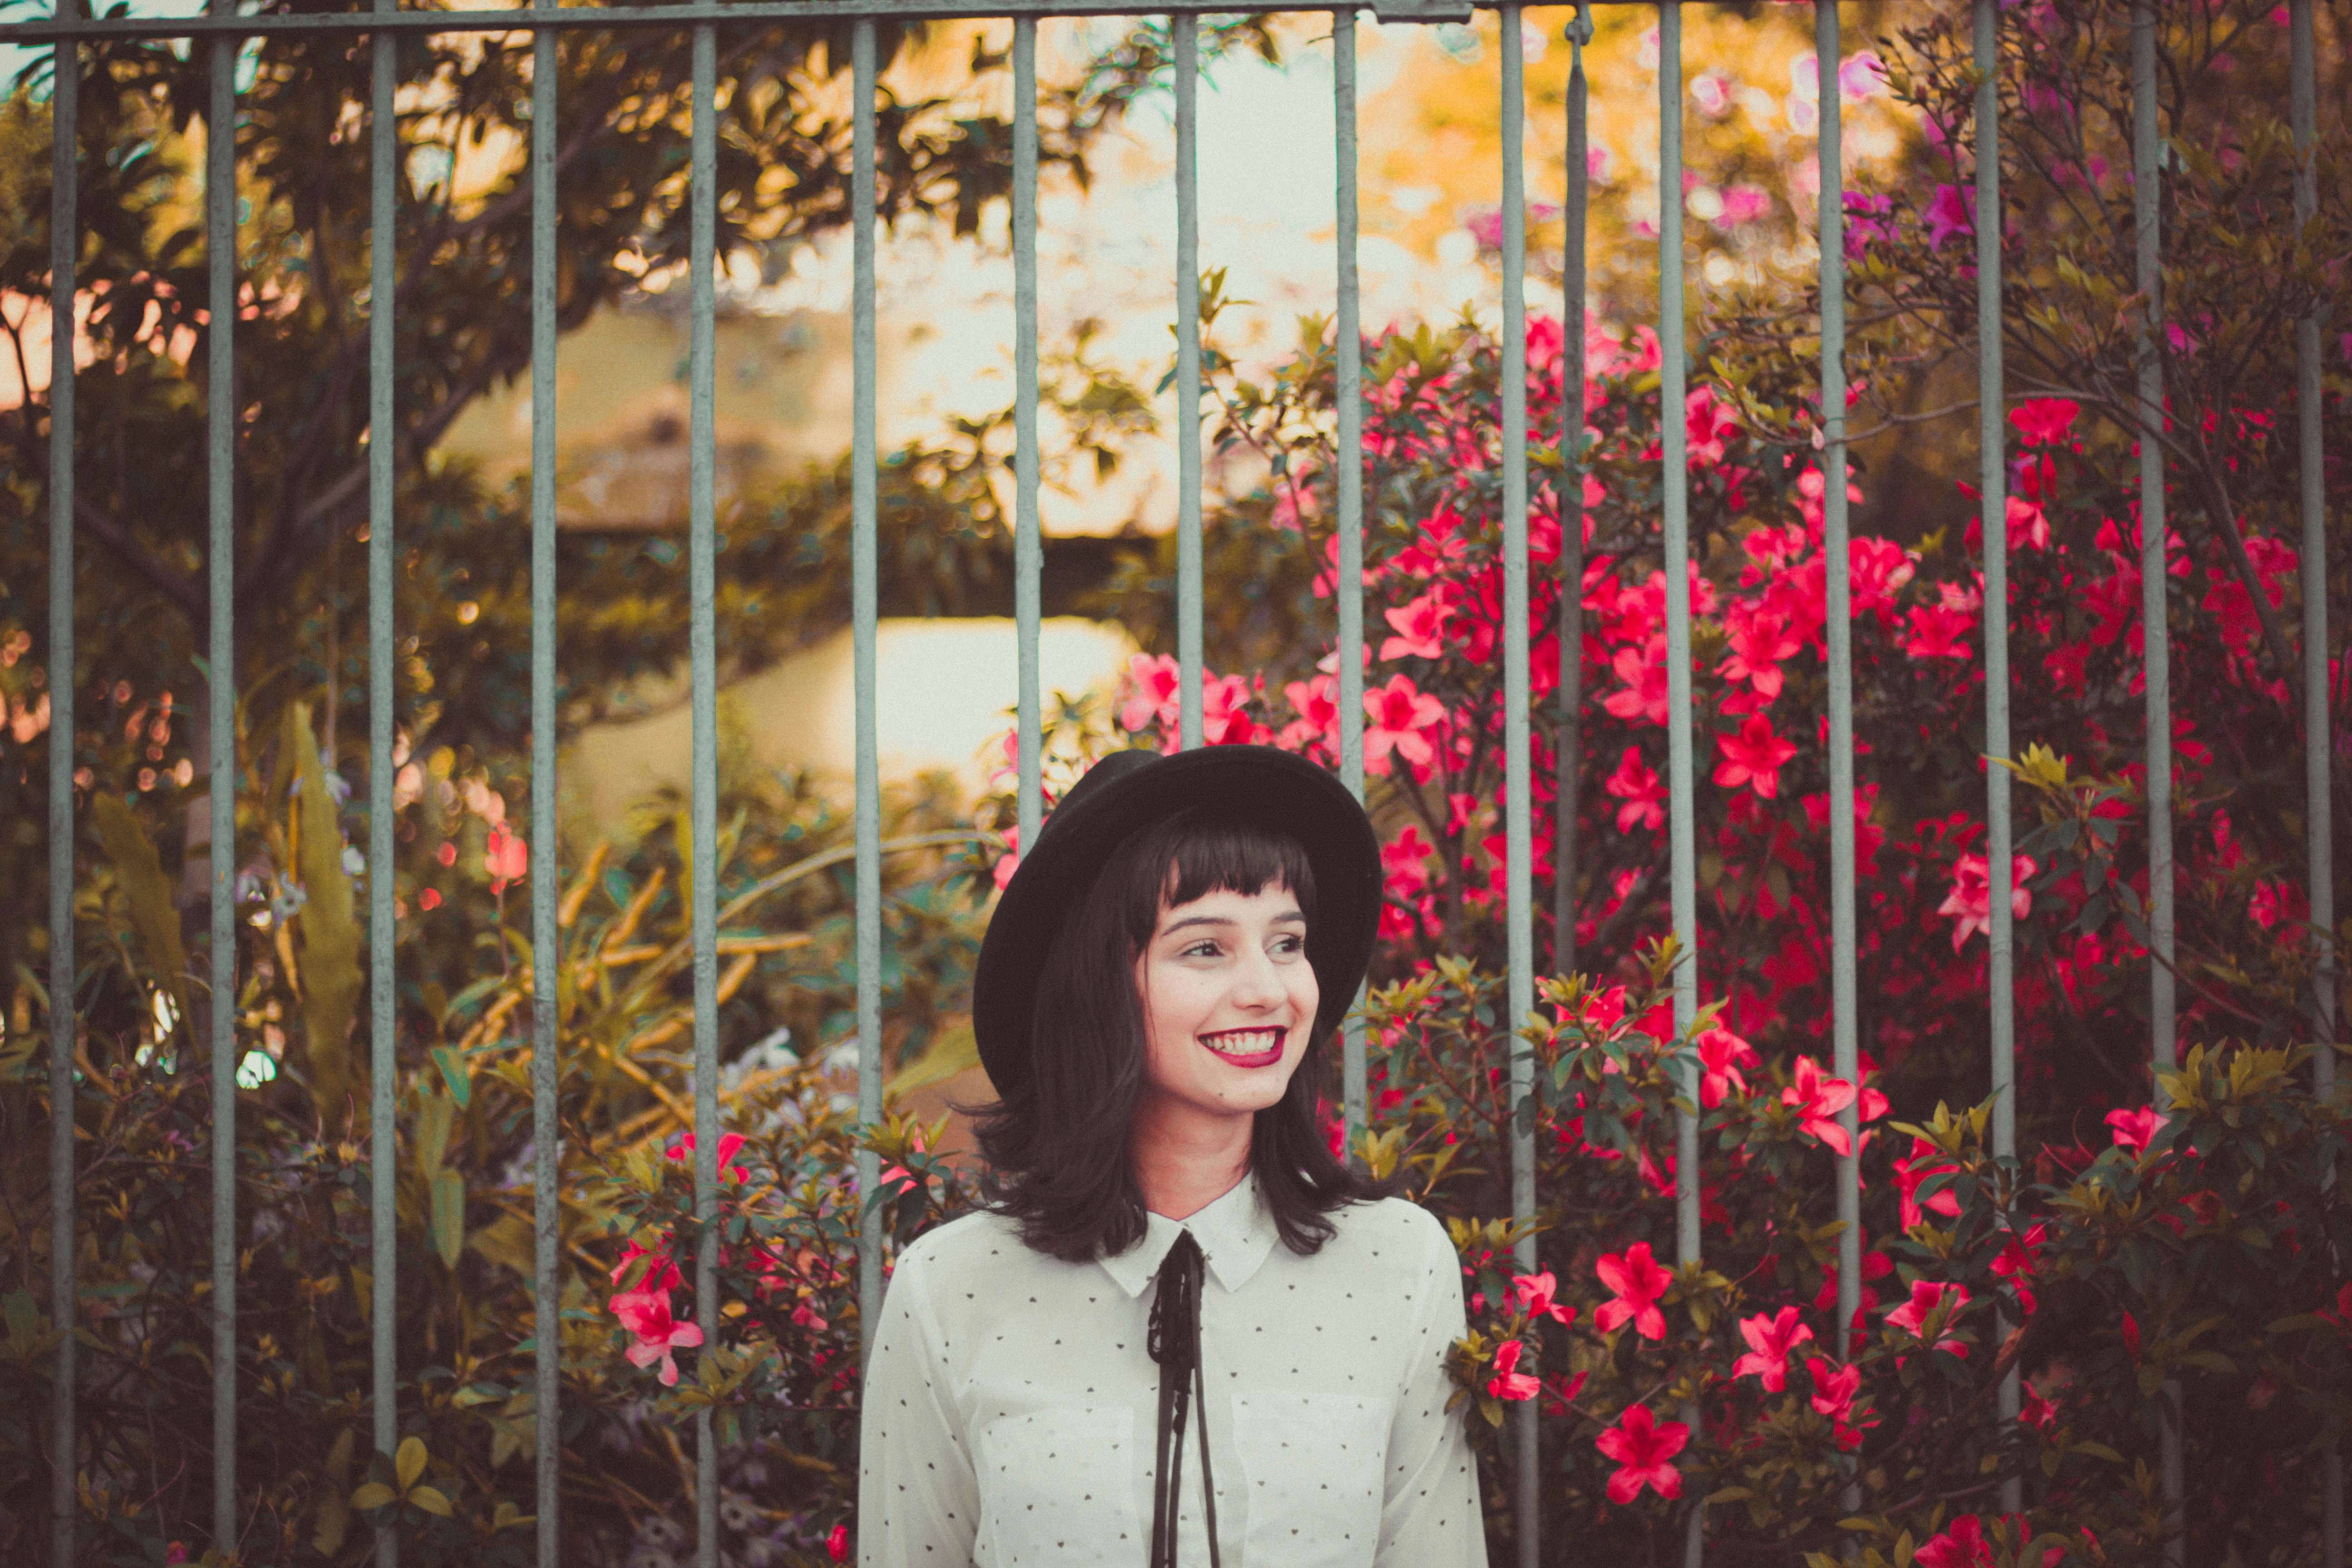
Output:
(1200, 1028), (1287, 1068)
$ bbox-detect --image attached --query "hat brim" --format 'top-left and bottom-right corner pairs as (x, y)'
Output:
(973, 745), (1381, 1095)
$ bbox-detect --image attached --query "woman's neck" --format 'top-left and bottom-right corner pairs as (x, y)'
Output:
(1128, 1091), (1252, 1220)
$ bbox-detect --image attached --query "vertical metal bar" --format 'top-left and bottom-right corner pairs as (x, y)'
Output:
(1333, 7), (1367, 1153)
(2291, 0), (2339, 1550)
(46, 21), (78, 1568)
(852, 17), (883, 1366)
(367, 4), (400, 1561)
(1498, 17), (1537, 1567)
(1657, 12), (1700, 1564)
(2131, 9), (2183, 1561)
(1966, 0), (2022, 1507)
(1815, 8), (1867, 1509)
(2130, 1), (2175, 1094)
(1173, 14), (1202, 750)
(1013, 19), (1042, 853)
(206, 6), (239, 1544)
(528, 5), (562, 1559)
(687, 24), (720, 1568)
(1553, 2), (1589, 981)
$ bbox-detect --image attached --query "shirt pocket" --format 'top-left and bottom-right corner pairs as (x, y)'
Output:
(975, 1404), (1141, 1566)
(1230, 1391), (1394, 1567)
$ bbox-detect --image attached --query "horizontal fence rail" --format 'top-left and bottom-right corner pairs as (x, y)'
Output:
(16, 1), (2334, 1565)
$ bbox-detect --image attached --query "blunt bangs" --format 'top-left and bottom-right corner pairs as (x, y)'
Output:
(1119, 810), (1319, 954)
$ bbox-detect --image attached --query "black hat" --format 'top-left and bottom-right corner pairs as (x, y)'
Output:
(973, 745), (1382, 1095)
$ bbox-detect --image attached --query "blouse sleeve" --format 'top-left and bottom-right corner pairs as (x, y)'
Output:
(1373, 1207), (1485, 1568)
(857, 1242), (981, 1568)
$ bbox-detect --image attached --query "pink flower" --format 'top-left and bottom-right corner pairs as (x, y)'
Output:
(1782, 1055), (1859, 1156)
(1118, 653), (1182, 734)
(1916, 1517), (1994, 1568)
(610, 1236), (684, 1294)
(1938, 853), (2036, 951)
(1686, 385), (1741, 468)
(1695, 1026), (1758, 1110)
(1594, 1403), (1689, 1502)
(1603, 637), (1671, 726)
(1511, 1270), (1576, 1327)
(1808, 1359), (1860, 1423)
(668, 1131), (748, 1184)
(1732, 1305), (1815, 1392)
(1925, 183), (1973, 250)
(993, 823), (1021, 892)
(1594, 1242), (1674, 1341)
(2106, 1106), (2169, 1154)
(1714, 714), (1798, 800)
(1901, 602), (1974, 661)
(2018, 1379), (2058, 1432)
(827, 1522), (850, 1561)
(1886, 1280), (1971, 1358)
(1381, 825), (1435, 900)
(1849, 538), (1916, 615)
(1279, 673), (1339, 754)
(1605, 746), (1665, 833)
(2010, 397), (2080, 445)
(1486, 1338), (1540, 1401)
(1380, 589), (1454, 661)
(1990, 1223), (2047, 1316)
(1892, 1137), (1961, 1230)
(1363, 674), (1446, 779)
(1838, 49), (1888, 103)
(485, 825), (529, 894)
(613, 1287), (705, 1386)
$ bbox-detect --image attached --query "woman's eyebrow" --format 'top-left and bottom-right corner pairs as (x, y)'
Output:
(1160, 908), (1306, 935)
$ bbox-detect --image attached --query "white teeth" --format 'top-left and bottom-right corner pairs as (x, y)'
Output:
(1205, 1030), (1281, 1053)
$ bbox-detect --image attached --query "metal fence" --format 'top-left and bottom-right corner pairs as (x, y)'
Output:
(15, 0), (2337, 1565)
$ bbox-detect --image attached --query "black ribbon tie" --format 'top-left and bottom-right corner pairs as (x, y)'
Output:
(1147, 1230), (1221, 1568)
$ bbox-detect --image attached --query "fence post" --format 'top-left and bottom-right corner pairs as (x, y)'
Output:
(206, 1), (240, 1541)
(47, 16), (80, 1567)
(1335, 7), (1369, 1155)
(1553, 2), (1588, 983)
(1174, 14), (1202, 750)
(367, 0), (402, 1560)
(853, 15), (884, 1372)
(1014, 18), (1042, 850)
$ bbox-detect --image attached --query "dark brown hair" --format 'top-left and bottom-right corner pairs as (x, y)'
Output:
(972, 808), (1379, 1263)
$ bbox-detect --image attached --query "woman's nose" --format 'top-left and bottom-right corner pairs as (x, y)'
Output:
(1230, 946), (1287, 1007)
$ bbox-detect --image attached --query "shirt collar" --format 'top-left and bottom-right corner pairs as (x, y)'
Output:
(1098, 1174), (1276, 1298)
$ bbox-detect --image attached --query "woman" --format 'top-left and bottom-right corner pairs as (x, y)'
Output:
(858, 745), (1482, 1567)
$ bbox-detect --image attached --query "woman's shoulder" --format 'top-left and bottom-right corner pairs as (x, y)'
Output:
(1318, 1193), (1460, 1275)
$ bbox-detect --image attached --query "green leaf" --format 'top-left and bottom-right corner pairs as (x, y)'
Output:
(415, 1090), (455, 1179)
(348, 1483), (397, 1512)
(430, 1168), (467, 1269)
(93, 793), (191, 1032)
(284, 703), (364, 1123)
(431, 1045), (473, 1109)
(409, 1485), (455, 1518)
(394, 1435), (429, 1493)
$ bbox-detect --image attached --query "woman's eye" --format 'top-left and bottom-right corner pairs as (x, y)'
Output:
(1181, 941), (1222, 959)
(1271, 935), (1305, 956)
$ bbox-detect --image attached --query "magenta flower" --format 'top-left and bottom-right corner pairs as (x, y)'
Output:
(1916, 1516), (1994, 1568)
(1925, 184), (1974, 250)
(1781, 1056), (1859, 1156)
(1594, 1242), (1673, 1341)
(1362, 674), (1446, 779)
(1594, 1403), (1689, 1502)
(1938, 853), (2036, 951)
(1379, 588), (1454, 662)
(1604, 745), (1665, 833)
(1511, 1270), (1575, 1327)
(1485, 1338), (1540, 1401)
(1695, 1026), (1758, 1110)
(1886, 1279), (1971, 1358)
(1731, 1305), (1815, 1392)
(2009, 397), (2080, 445)
(1713, 714), (1798, 800)
(613, 1286), (705, 1386)
(2106, 1106), (2169, 1153)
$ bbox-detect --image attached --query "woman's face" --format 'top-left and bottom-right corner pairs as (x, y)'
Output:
(1132, 880), (1320, 1128)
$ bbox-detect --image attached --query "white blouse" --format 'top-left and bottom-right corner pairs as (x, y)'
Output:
(857, 1178), (1484, 1568)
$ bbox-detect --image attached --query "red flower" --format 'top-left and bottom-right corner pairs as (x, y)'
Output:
(612, 1286), (704, 1386)
(1731, 1305), (1815, 1393)
(1695, 1025), (1759, 1109)
(2009, 397), (2080, 445)
(1916, 1516), (1994, 1568)
(1380, 588), (1455, 661)
(610, 1236), (684, 1294)
(1363, 674), (1446, 779)
(1990, 1223), (2048, 1316)
(1605, 745), (1666, 833)
(1118, 652), (1182, 733)
(2122, 1308), (2142, 1364)
(1486, 1338), (1540, 1401)
(1279, 673), (1339, 754)
(1595, 1403), (1689, 1502)
(1594, 1241), (1673, 1341)
(1892, 1136), (1961, 1229)
(1808, 1359), (1860, 1423)
(1901, 602), (1974, 661)
(1511, 1270), (1575, 1327)
(827, 1522), (850, 1562)
(1602, 637), (1671, 726)
(668, 1131), (748, 1184)
(1713, 714), (1797, 800)
(1718, 603), (1802, 699)
(2106, 1106), (2168, 1154)
(484, 824), (529, 895)
(1886, 1280), (1971, 1358)
(2018, 1378), (2059, 1432)
(1781, 1056), (1859, 1157)
(1938, 853), (2036, 952)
